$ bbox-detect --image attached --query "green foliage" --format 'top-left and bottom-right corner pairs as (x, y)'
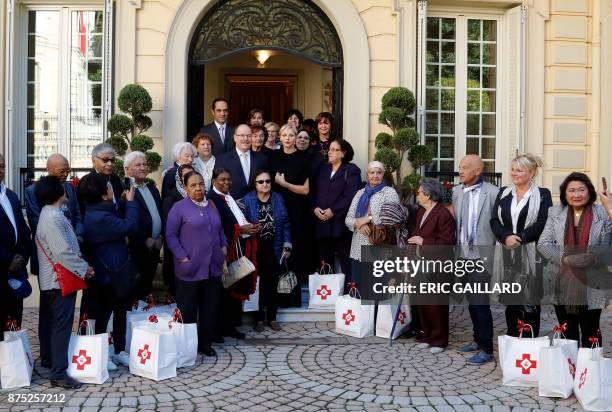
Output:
(374, 147), (401, 173)
(114, 158), (125, 178)
(401, 172), (422, 199)
(408, 145), (434, 170)
(393, 128), (420, 153)
(375, 132), (393, 149)
(117, 84), (153, 116)
(378, 107), (409, 133)
(381, 87), (415, 114)
(133, 115), (153, 134)
(131, 135), (154, 153)
(145, 151), (162, 173)
(106, 135), (128, 156)
(107, 114), (133, 137)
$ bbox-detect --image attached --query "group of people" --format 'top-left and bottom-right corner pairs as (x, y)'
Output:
(0, 96), (610, 389)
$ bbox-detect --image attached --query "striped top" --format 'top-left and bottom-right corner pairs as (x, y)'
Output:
(36, 205), (89, 291)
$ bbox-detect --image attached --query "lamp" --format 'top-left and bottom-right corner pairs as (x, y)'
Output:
(255, 50), (271, 67)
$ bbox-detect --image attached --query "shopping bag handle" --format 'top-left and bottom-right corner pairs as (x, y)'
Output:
(5, 317), (19, 331)
(347, 282), (361, 299)
(164, 294), (177, 305)
(517, 320), (534, 339)
(318, 261), (332, 275)
(588, 335), (600, 348)
(77, 314), (95, 336)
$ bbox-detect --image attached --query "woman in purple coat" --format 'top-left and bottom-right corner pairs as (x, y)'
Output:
(165, 171), (227, 357)
(313, 139), (361, 279)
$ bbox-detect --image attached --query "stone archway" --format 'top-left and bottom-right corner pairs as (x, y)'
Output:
(163, 0), (370, 169)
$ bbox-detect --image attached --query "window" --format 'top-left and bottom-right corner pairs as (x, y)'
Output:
(423, 14), (500, 173)
(26, 7), (105, 170)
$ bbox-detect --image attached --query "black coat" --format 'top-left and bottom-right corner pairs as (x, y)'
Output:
(201, 123), (236, 158)
(215, 150), (269, 200)
(161, 162), (179, 201)
(207, 189), (239, 242)
(78, 170), (125, 216)
(129, 182), (162, 247)
(0, 187), (32, 279)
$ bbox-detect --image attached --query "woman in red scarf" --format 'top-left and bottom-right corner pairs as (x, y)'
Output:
(538, 172), (612, 346)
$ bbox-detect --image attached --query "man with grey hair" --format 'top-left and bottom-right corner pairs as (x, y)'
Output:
(78, 143), (124, 216)
(124, 151), (162, 300)
(452, 154), (499, 364)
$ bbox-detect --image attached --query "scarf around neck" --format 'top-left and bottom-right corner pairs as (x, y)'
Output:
(356, 182), (386, 218)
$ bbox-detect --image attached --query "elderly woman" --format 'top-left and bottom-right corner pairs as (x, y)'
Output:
(408, 178), (456, 354)
(244, 170), (292, 332)
(35, 176), (94, 389)
(345, 161), (400, 288)
(161, 141), (197, 199)
(79, 172), (139, 368)
(314, 139), (361, 279)
(490, 154), (552, 337)
(264, 121), (280, 150)
(538, 172), (612, 346)
(166, 171), (227, 356)
(192, 132), (215, 192)
(251, 127), (269, 155)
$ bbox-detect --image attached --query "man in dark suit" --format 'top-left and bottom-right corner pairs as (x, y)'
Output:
(124, 151), (163, 300)
(78, 143), (125, 216)
(200, 98), (236, 157)
(215, 124), (269, 200)
(0, 154), (32, 335)
(25, 153), (83, 276)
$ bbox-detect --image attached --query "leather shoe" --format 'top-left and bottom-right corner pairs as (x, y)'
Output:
(40, 359), (52, 369)
(50, 376), (82, 389)
(254, 321), (265, 333)
(268, 321), (282, 332)
(199, 346), (217, 357)
(224, 328), (245, 340)
(212, 335), (225, 344)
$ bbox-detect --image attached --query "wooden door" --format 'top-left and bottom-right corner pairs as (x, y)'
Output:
(226, 75), (297, 126)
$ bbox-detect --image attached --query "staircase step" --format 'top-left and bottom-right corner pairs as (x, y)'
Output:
(277, 305), (335, 322)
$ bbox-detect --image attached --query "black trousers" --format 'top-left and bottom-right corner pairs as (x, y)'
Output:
(554, 305), (602, 347)
(39, 290), (76, 380)
(218, 288), (243, 335)
(132, 248), (160, 301)
(0, 280), (23, 339)
(317, 232), (352, 280)
(462, 267), (494, 354)
(88, 283), (129, 353)
(175, 276), (221, 348)
(505, 305), (541, 337)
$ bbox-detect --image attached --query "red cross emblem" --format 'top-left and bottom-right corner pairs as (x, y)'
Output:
(515, 353), (537, 375)
(579, 368), (588, 389)
(342, 310), (356, 326)
(316, 285), (331, 300)
(138, 344), (152, 365)
(397, 311), (407, 325)
(567, 358), (576, 378)
(71, 349), (92, 370)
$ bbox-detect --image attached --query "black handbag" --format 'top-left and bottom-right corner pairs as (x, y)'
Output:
(98, 256), (140, 300)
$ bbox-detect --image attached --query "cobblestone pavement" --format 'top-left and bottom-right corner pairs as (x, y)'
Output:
(1, 306), (610, 411)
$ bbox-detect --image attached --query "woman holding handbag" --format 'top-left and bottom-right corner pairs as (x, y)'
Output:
(79, 173), (139, 368)
(35, 176), (94, 389)
(243, 170), (292, 332)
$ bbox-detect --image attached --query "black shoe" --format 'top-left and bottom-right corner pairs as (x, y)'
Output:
(212, 335), (225, 344)
(199, 346), (217, 357)
(40, 359), (52, 369)
(401, 330), (416, 339)
(50, 376), (82, 389)
(254, 321), (265, 333)
(224, 328), (246, 340)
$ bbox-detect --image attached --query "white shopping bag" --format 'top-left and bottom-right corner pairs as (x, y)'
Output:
(169, 309), (198, 368)
(67, 319), (109, 384)
(537, 325), (578, 398)
(498, 323), (549, 387)
(126, 303), (177, 353)
(308, 262), (345, 309)
(334, 288), (375, 338)
(129, 314), (177, 381)
(0, 329), (33, 389)
(375, 296), (411, 340)
(573, 341), (612, 411)
(242, 276), (260, 312)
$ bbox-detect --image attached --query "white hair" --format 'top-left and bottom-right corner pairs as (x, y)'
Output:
(172, 142), (197, 162)
(367, 161), (385, 172)
(91, 143), (116, 159)
(123, 151), (146, 169)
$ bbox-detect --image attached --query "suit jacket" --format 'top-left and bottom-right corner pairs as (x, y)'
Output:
(201, 122), (235, 158)
(215, 149), (269, 200)
(413, 202), (456, 245)
(0, 187), (32, 280)
(78, 170), (125, 216)
(490, 187), (552, 244)
(452, 180), (499, 246)
(313, 162), (362, 238)
(129, 182), (162, 246)
(25, 181), (83, 275)
(161, 162), (179, 200)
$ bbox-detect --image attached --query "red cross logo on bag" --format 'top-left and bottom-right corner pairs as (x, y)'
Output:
(397, 311), (407, 325)
(515, 353), (537, 375)
(579, 368), (588, 389)
(567, 358), (576, 378)
(316, 285), (331, 300)
(71, 349), (92, 370)
(138, 344), (152, 365)
(342, 310), (355, 326)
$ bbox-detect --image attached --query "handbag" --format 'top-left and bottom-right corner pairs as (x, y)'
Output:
(36, 237), (87, 297)
(224, 239), (256, 288)
(368, 223), (396, 245)
(97, 255), (140, 300)
(277, 252), (298, 294)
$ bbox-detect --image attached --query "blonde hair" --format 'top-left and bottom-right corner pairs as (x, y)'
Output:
(264, 121), (280, 132)
(279, 123), (297, 136)
(512, 153), (544, 177)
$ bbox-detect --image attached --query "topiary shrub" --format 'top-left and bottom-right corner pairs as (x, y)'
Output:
(106, 84), (161, 173)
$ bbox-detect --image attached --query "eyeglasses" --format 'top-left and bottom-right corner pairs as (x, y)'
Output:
(255, 179), (271, 184)
(95, 156), (116, 164)
(235, 133), (252, 138)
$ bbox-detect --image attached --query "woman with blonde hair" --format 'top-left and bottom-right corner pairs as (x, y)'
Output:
(490, 153), (552, 337)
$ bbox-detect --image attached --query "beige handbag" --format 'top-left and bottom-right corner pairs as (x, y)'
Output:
(223, 240), (255, 288)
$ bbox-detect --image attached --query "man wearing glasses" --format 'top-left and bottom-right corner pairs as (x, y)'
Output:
(78, 143), (125, 216)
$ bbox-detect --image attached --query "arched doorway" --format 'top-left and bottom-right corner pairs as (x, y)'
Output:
(186, 0), (343, 139)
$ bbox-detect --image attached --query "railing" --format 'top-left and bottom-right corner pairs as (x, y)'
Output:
(18, 167), (92, 207)
(424, 171), (503, 188)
